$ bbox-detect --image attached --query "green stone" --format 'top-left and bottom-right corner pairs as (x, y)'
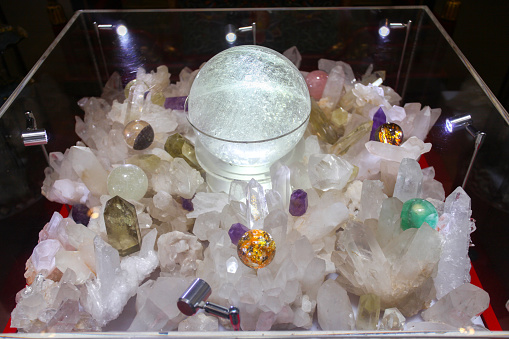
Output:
(356, 293), (381, 330)
(308, 99), (342, 145)
(400, 198), (438, 231)
(126, 154), (162, 173)
(330, 120), (373, 156)
(164, 133), (201, 171)
(104, 195), (142, 256)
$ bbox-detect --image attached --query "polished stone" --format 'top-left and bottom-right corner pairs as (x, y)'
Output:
(123, 120), (154, 150)
(289, 189), (308, 216)
(305, 70), (328, 100)
(107, 164), (148, 201)
(377, 123), (403, 146)
(237, 229), (276, 269)
(71, 204), (91, 226)
(400, 198), (438, 230)
(164, 133), (201, 170)
(104, 195), (142, 256)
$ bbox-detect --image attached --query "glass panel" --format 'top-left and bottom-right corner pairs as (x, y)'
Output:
(1, 7), (507, 335)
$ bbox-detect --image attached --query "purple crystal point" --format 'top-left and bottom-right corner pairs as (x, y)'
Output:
(71, 204), (91, 226)
(369, 107), (387, 141)
(164, 96), (187, 110)
(228, 223), (249, 245)
(289, 189), (308, 216)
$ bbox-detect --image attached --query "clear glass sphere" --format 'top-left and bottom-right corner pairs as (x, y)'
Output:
(188, 45), (310, 167)
(107, 164), (148, 201)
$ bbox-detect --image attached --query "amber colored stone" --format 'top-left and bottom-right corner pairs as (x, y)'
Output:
(308, 99), (341, 145)
(237, 229), (276, 269)
(104, 195), (142, 256)
(377, 123), (403, 146)
(164, 133), (201, 171)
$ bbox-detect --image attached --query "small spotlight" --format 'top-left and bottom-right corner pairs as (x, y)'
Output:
(445, 114), (472, 133)
(224, 23), (256, 45)
(378, 19), (408, 38)
(379, 25), (390, 37)
(116, 24), (128, 36)
(225, 32), (237, 43)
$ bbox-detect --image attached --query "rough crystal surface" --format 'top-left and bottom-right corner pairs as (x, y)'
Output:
(289, 189), (308, 216)
(308, 154), (354, 191)
(316, 279), (355, 330)
(393, 158), (423, 203)
(228, 223), (249, 245)
(157, 231), (203, 276)
(379, 308), (406, 330)
(421, 283), (489, 327)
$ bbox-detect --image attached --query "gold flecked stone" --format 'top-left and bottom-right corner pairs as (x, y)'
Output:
(377, 123), (403, 146)
(104, 195), (142, 256)
(237, 229), (276, 269)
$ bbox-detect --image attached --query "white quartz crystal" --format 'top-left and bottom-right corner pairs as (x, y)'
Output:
(421, 283), (489, 327)
(393, 158), (423, 203)
(359, 180), (387, 221)
(434, 187), (474, 299)
(178, 312), (218, 331)
(316, 279), (355, 330)
(157, 231), (203, 276)
(308, 153), (354, 191)
(379, 307), (406, 330)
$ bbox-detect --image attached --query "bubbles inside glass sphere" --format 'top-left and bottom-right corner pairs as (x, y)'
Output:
(107, 164), (148, 201)
(188, 45), (311, 167)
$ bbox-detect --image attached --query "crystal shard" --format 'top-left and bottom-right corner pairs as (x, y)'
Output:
(228, 223), (249, 245)
(434, 187), (474, 299)
(379, 308), (405, 330)
(393, 158), (423, 203)
(356, 294), (380, 330)
(68, 146), (108, 196)
(359, 180), (387, 221)
(330, 120), (373, 156)
(307, 99), (340, 144)
(308, 154), (354, 191)
(421, 283), (489, 327)
(104, 195), (142, 256)
(246, 179), (268, 229)
(316, 279), (355, 330)
(164, 133), (201, 170)
(369, 107), (387, 141)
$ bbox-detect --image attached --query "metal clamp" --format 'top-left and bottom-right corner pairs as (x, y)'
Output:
(178, 278), (241, 331)
(21, 111), (48, 146)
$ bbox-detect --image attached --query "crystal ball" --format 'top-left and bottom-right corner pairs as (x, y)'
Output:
(107, 164), (148, 201)
(377, 122), (403, 146)
(237, 229), (276, 269)
(188, 45), (311, 167)
(400, 198), (438, 231)
(123, 120), (154, 150)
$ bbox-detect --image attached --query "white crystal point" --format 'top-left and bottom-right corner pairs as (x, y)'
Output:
(308, 153), (354, 191)
(178, 312), (219, 331)
(393, 158), (423, 203)
(322, 65), (346, 109)
(421, 283), (489, 327)
(30, 239), (63, 277)
(186, 192), (229, 219)
(365, 136), (431, 163)
(359, 180), (387, 221)
(68, 146), (108, 196)
(270, 163), (292, 210)
(317, 279), (355, 330)
(379, 307), (406, 330)
(246, 178), (268, 229)
(157, 231), (203, 277)
(434, 187), (473, 299)
(128, 277), (191, 331)
(380, 160), (400, 196)
(167, 158), (204, 199)
(376, 197), (403, 246)
(421, 166), (445, 201)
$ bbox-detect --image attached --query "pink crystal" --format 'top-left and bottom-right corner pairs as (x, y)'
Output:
(289, 189), (308, 216)
(305, 70), (328, 100)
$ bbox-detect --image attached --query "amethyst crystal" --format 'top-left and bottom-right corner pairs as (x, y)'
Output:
(71, 204), (91, 226)
(289, 189), (308, 216)
(181, 198), (194, 212)
(228, 223), (249, 245)
(369, 107), (387, 141)
(164, 96), (187, 110)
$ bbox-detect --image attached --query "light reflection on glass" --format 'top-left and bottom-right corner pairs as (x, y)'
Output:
(116, 24), (128, 36)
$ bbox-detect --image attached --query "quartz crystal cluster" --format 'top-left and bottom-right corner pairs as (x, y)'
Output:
(13, 48), (489, 333)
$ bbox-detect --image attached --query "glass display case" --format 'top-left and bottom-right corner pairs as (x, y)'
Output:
(1, 6), (508, 337)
